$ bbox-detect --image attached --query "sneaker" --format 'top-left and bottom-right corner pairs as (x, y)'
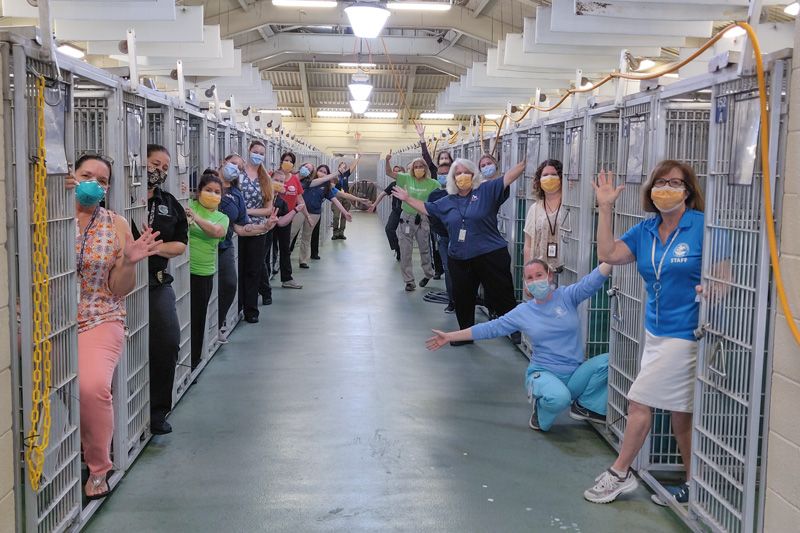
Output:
(569, 402), (606, 423)
(449, 340), (474, 347)
(244, 315), (259, 324)
(433, 273), (442, 280)
(299, 263), (310, 269)
(444, 303), (455, 314)
(282, 280), (303, 289)
(584, 468), (639, 504)
(262, 296), (272, 306)
(651, 483), (689, 507)
(151, 419), (172, 435)
(311, 255), (321, 260)
(405, 282), (416, 292)
(529, 402), (541, 431)
(218, 330), (229, 344)
(419, 277), (430, 288)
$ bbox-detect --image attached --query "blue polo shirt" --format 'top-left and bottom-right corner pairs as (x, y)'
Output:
(218, 185), (249, 251)
(426, 188), (449, 238)
(425, 177), (510, 260)
(337, 169), (351, 193)
(303, 185), (339, 215)
(620, 209), (704, 340)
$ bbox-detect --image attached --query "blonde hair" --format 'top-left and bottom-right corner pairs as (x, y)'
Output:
(446, 158), (483, 195)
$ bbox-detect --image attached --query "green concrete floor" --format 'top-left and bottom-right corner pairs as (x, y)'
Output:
(86, 213), (687, 533)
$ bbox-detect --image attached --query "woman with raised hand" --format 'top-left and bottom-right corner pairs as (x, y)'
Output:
(523, 159), (568, 271)
(331, 155), (361, 240)
(478, 153), (502, 181)
(368, 163), (406, 261)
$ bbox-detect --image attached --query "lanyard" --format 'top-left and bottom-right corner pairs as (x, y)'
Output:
(544, 199), (561, 237)
(77, 207), (100, 278)
(650, 228), (681, 325)
(455, 191), (473, 227)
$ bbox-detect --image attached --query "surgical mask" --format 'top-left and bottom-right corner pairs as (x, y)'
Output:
(527, 280), (552, 300)
(480, 164), (497, 178)
(650, 185), (685, 213)
(198, 191), (221, 210)
(147, 168), (167, 188)
(299, 166), (311, 178)
(75, 180), (106, 207)
(250, 153), (265, 166)
(280, 160), (293, 172)
(540, 175), (561, 193)
(223, 162), (239, 180)
(455, 173), (473, 190)
(413, 168), (426, 179)
(437, 174), (448, 186)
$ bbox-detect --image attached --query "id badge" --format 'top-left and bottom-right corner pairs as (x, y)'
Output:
(405, 224), (411, 235)
(547, 242), (558, 258)
(458, 228), (467, 242)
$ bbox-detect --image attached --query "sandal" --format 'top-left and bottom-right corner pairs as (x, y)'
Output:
(85, 473), (111, 500)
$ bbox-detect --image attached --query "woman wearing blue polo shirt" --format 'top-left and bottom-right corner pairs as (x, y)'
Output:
(427, 259), (613, 431)
(584, 160), (708, 506)
(393, 157), (525, 335)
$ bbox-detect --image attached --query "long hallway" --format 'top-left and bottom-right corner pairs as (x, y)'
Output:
(86, 213), (686, 533)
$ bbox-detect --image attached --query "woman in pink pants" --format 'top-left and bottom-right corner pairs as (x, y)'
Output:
(69, 155), (161, 499)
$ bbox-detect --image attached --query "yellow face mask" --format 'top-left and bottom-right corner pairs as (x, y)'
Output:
(539, 175), (561, 193)
(455, 173), (473, 190)
(413, 167), (427, 179)
(198, 190), (221, 210)
(280, 160), (294, 172)
(650, 186), (686, 213)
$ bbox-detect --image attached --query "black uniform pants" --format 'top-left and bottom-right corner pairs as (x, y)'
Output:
(190, 274), (215, 370)
(148, 283), (179, 424)
(275, 223), (294, 282)
(431, 233), (444, 275)
(448, 247), (517, 330)
(385, 208), (401, 251)
(311, 217), (321, 258)
(218, 246), (237, 328)
(260, 230), (274, 298)
(238, 234), (266, 321)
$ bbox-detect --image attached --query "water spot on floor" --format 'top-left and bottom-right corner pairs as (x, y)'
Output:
(329, 507), (344, 515)
(487, 498), (494, 503)
(482, 484), (488, 488)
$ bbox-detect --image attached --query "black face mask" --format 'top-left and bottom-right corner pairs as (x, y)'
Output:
(148, 168), (168, 188)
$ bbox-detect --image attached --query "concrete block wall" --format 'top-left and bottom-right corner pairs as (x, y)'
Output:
(0, 53), (16, 533)
(764, 14), (800, 533)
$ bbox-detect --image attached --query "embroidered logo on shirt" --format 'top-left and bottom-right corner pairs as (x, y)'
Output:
(672, 242), (690, 264)
(554, 306), (567, 318)
(471, 194), (478, 202)
(157, 205), (169, 215)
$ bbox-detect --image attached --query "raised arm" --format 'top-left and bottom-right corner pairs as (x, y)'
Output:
(385, 151), (398, 179)
(564, 263), (613, 307)
(349, 154), (361, 173)
(592, 170), (635, 265)
(309, 174), (337, 188)
(503, 159), (527, 188)
(391, 186), (428, 215)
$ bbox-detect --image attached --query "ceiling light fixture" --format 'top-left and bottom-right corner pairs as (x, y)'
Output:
(259, 109), (293, 116)
(636, 59), (656, 71)
(364, 111), (398, 119)
(785, 2), (799, 16)
(348, 70), (373, 101)
(387, 2), (451, 12)
(57, 43), (85, 59)
(419, 112), (454, 120)
(272, 0), (337, 8)
(338, 62), (378, 68)
(350, 100), (369, 114)
(484, 113), (501, 120)
(344, 5), (391, 38)
(318, 110), (352, 118)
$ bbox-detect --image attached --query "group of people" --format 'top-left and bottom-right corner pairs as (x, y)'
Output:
(378, 131), (717, 508)
(70, 143), (366, 500)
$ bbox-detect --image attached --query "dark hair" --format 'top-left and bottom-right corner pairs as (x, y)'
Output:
(75, 154), (113, 180)
(642, 160), (705, 213)
(197, 170), (223, 197)
(437, 162), (451, 172)
(316, 164), (333, 194)
(249, 140), (266, 152)
(437, 150), (453, 165)
(524, 258), (554, 274)
(280, 152), (296, 165)
(316, 164), (331, 175)
(147, 144), (170, 158)
(393, 165), (405, 173)
(533, 159), (563, 199)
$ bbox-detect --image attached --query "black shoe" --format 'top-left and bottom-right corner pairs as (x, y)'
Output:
(569, 402), (606, 423)
(444, 303), (455, 314)
(331, 234), (340, 240)
(433, 273), (442, 280)
(244, 316), (259, 323)
(311, 255), (321, 260)
(151, 419), (172, 435)
(529, 402), (541, 431)
(299, 263), (310, 269)
(395, 250), (401, 261)
(262, 295), (272, 306)
(510, 332), (522, 344)
(419, 277), (430, 288)
(405, 282), (416, 292)
(449, 340), (474, 347)
(340, 235), (347, 240)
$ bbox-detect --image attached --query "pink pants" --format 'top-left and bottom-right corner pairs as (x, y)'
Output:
(78, 320), (124, 476)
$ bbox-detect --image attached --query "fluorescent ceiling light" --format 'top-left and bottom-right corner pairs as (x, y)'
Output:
(484, 113), (502, 120)
(57, 43), (85, 59)
(344, 5), (391, 38)
(364, 111), (398, 119)
(419, 112), (454, 120)
(318, 110), (352, 118)
(725, 26), (746, 38)
(350, 100), (369, 114)
(387, 2), (451, 11)
(272, 0), (337, 7)
(785, 3), (800, 16)
(338, 62), (377, 68)
(259, 109), (293, 116)
(348, 70), (372, 100)
(636, 59), (656, 71)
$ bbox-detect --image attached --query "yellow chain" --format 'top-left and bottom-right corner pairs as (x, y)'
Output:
(25, 74), (52, 492)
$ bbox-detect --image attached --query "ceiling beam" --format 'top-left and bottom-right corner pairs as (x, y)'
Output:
(402, 65), (417, 126)
(259, 56), (464, 78)
(206, 4), (514, 44)
(270, 86), (440, 95)
(471, 0), (497, 18)
(298, 63), (312, 126)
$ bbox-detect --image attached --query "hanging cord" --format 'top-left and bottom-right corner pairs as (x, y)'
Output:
(26, 74), (53, 492)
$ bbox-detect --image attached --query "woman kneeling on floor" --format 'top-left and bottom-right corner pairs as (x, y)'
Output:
(426, 259), (612, 432)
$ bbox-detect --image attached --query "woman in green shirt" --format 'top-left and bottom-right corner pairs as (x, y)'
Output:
(189, 170), (230, 370)
(385, 151), (440, 291)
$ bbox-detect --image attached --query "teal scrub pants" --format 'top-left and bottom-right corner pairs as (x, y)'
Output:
(525, 354), (609, 432)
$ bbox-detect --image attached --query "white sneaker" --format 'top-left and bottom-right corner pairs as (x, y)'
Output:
(584, 468), (639, 504)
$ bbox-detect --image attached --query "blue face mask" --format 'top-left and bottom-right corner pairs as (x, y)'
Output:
(75, 180), (106, 207)
(437, 174), (448, 186)
(481, 164), (497, 177)
(527, 279), (552, 300)
(223, 162), (239, 180)
(299, 166), (311, 178)
(249, 153), (265, 166)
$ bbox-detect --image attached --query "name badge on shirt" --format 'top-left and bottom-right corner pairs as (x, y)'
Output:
(458, 228), (467, 242)
(547, 242), (558, 258)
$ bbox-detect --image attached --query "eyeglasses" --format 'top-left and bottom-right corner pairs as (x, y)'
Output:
(653, 178), (685, 188)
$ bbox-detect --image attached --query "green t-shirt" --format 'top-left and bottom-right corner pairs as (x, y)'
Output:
(395, 172), (440, 215)
(189, 199), (230, 276)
